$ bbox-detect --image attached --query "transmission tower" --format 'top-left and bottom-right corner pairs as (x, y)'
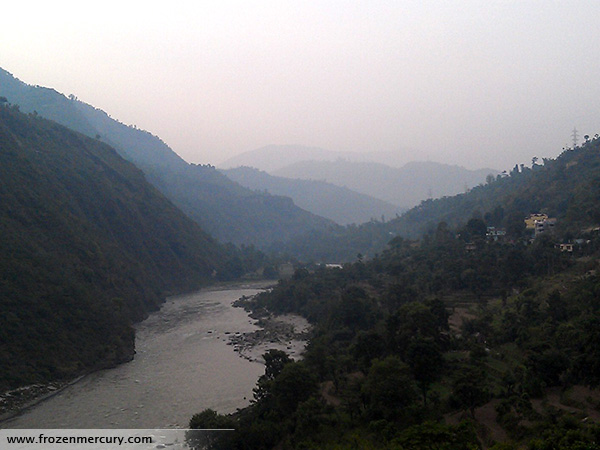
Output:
(572, 127), (579, 148)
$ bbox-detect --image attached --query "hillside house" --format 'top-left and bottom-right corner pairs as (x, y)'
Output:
(486, 227), (506, 241)
(534, 218), (556, 236)
(558, 243), (574, 252)
(525, 213), (548, 230)
(524, 214), (556, 237)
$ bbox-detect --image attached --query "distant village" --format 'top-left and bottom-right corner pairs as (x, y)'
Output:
(468, 213), (594, 254)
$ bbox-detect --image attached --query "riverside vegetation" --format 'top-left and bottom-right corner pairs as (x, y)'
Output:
(189, 137), (600, 449)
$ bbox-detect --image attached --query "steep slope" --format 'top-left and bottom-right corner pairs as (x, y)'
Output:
(0, 68), (333, 247)
(0, 104), (225, 390)
(222, 166), (402, 225)
(274, 159), (497, 209)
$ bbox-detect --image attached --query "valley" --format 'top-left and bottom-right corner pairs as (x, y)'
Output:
(2, 63), (600, 449)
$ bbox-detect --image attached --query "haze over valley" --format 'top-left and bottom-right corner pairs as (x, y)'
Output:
(2, 2), (600, 447)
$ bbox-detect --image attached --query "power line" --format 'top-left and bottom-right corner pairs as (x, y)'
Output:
(572, 127), (579, 148)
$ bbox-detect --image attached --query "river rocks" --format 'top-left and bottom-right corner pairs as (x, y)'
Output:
(227, 311), (311, 363)
(0, 381), (74, 421)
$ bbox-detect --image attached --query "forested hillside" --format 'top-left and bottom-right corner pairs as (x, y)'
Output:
(276, 138), (600, 262)
(0, 68), (333, 247)
(0, 104), (226, 390)
(391, 139), (600, 239)
(189, 138), (600, 449)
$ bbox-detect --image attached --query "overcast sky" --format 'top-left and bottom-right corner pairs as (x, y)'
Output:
(2, 1), (599, 171)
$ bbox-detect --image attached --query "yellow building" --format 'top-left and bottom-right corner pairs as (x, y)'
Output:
(525, 213), (548, 230)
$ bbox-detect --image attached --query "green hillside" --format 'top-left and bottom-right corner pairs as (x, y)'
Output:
(0, 68), (333, 247)
(391, 140), (600, 239)
(276, 139), (600, 263)
(0, 104), (225, 390)
(191, 137), (600, 449)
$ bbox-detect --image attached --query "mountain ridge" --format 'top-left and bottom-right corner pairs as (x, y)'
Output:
(222, 166), (402, 225)
(219, 144), (415, 172)
(0, 68), (333, 247)
(274, 138), (600, 262)
(273, 159), (498, 209)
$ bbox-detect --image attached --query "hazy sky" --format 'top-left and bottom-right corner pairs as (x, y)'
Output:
(2, 1), (599, 170)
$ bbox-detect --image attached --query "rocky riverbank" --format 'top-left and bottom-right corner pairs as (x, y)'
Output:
(0, 377), (83, 423)
(230, 295), (311, 363)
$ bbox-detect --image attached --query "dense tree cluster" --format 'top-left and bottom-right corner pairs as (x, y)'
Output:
(189, 139), (600, 447)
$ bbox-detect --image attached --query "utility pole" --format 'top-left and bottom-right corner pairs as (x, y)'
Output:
(572, 127), (579, 148)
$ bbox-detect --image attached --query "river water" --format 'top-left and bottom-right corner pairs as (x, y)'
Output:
(3, 283), (273, 429)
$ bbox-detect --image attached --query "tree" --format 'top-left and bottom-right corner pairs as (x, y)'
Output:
(336, 286), (375, 331)
(484, 206), (505, 227)
(463, 217), (487, 240)
(362, 356), (419, 421)
(393, 422), (480, 449)
(352, 330), (386, 371)
(262, 264), (279, 279)
(451, 366), (488, 418)
(263, 349), (292, 380)
(252, 350), (292, 403)
(406, 338), (444, 405)
(505, 212), (526, 239)
(189, 408), (234, 429)
(293, 397), (331, 442)
(434, 221), (455, 244)
(528, 349), (570, 387)
(387, 302), (446, 356)
(187, 409), (235, 450)
(271, 362), (318, 414)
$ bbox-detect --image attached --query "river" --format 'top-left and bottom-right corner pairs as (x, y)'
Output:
(3, 282), (277, 429)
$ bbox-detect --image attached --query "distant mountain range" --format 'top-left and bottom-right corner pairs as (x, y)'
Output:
(0, 68), (332, 247)
(0, 67), (498, 249)
(276, 138), (600, 262)
(273, 159), (498, 209)
(0, 104), (225, 389)
(222, 166), (402, 225)
(219, 144), (415, 172)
